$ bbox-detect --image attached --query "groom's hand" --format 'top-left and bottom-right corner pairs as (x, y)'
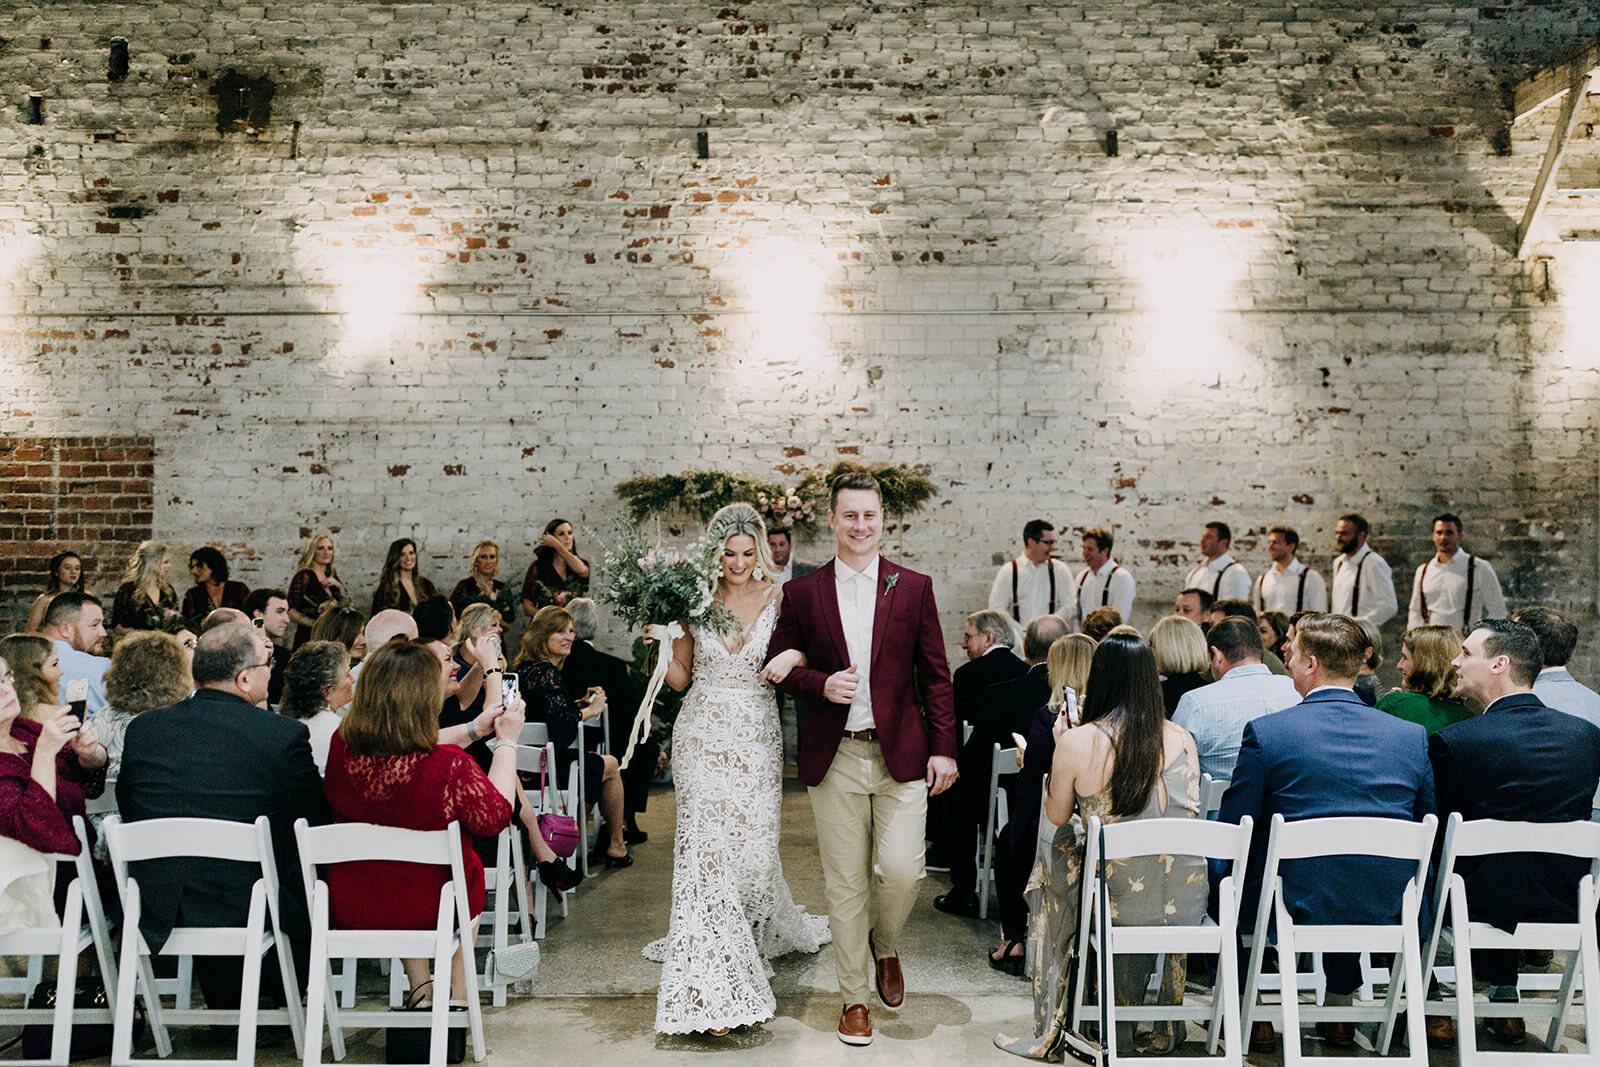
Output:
(926, 755), (958, 796)
(823, 665), (859, 704)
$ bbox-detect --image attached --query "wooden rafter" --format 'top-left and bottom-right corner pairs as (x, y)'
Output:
(1514, 41), (1599, 120)
(1515, 40), (1599, 258)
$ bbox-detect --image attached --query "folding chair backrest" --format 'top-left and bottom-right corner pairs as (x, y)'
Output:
(1267, 813), (1437, 864)
(1448, 815), (1600, 863)
(294, 820), (473, 931)
(519, 722), (550, 748)
(104, 814), (278, 902)
(992, 744), (1019, 779)
(1200, 773), (1229, 819)
(1100, 814), (1253, 869)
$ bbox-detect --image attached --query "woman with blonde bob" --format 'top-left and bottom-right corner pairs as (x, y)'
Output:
(1377, 624), (1472, 735)
(322, 641), (523, 1008)
(1149, 614), (1210, 716)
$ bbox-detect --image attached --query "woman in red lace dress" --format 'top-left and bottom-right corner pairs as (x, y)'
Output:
(321, 640), (523, 1005)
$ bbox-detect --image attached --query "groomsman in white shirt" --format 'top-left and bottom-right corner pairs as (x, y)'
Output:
(1185, 520), (1251, 602)
(1330, 513), (1398, 628)
(1253, 526), (1328, 615)
(1407, 512), (1505, 630)
(1073, 527), (1136, 630)
(988, 520), (1075, 628)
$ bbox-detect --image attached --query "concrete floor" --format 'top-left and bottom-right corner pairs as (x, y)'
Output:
(6, 777), (1591, 1064)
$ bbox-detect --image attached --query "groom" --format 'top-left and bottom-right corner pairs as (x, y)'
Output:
(767, 470), (958, 1046)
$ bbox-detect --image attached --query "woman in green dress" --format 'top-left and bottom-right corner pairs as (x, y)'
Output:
(1376, 624), (1472, 735)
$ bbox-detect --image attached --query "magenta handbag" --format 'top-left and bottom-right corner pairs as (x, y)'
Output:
(535, 748), (581, 857)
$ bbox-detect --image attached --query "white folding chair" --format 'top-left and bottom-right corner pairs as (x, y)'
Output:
(978, 743), (1019, 920)
(475, 825), (533, 1006)
(1420, 814), (1600, 1063)
(294, 819), (485, 1067)
(1069, 815), (1253, 1064)
(520, 721), (600, 876)
(1199, 774), (1229, 821)
(0, 817), (119, 1066)
(103, 814), (306, 1067)
(1241, 813), (1437, 1067)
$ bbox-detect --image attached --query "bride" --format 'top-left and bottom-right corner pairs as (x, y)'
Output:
(642, 503), (830, 1035)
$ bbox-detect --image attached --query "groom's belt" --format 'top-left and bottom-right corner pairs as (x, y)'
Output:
(841, 728), (879, 742)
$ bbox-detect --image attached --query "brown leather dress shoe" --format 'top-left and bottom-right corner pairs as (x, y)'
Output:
(838, 1003), (873, 1046)
(1315, 1021), (1355, 1048)
(1249, 1021), (1276, 1053)
(869, 933), (904, 1007)
(1426, 1015), (1456, 1048)
(1486, 1016), (1526, 1044)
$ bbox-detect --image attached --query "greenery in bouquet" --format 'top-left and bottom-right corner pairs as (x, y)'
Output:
(593, 519), (739, 636)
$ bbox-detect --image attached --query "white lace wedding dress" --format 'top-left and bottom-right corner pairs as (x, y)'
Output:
(643, 596), (830, 1033)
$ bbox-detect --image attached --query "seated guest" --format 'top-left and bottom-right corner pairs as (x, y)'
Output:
(513, 606), (628, 867)
(414, 595), (457, 649)
(1427, 618), (1600, 1045)
(1256, 610), (1290, 663)
(954, 609), (1027, 728)
(245, 588), (292, 708)
(1173, 618), (1299, 781)
(116, 620), (330, 1008)
(449, 540), (520, 622)
(0, 642), (107, 861)
(997, 633), (1205, 1057)
(520, 519), (589, 617)
(355, 610), (419, 685)
(936, 614), (1067, 919)
(439, 603), (499, 732)
(1150, 614), (1210, 716)
(310, 606), (368, 664)
(322, 641), (519, 1008)
(1219, 612), (1434, 1052)
(564, 597), (657, 844)
(24, 551), (85, 635)
(1376, 625), (1471, 735)
(287, 533), (347, 650)
(111, 541), (180, 637)
(371, 538), (436, 615)
(1516, 606), (1600, 729)
(88, 631), (192, 854)
(42, 592), (111, 717)
(1354, 617), (1384, 705)
(281, 641), (354, 774)
(1173, 587), (1215, 627)
(1208, 599), (1289, 676)
(1080, 605), (1122, 643)
(180, 546), (249, 628)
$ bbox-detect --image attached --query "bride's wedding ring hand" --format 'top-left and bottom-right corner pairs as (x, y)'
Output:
(759, 649), (804, 683)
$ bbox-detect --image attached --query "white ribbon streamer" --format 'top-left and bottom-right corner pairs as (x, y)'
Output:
(622, 620), (683, 770)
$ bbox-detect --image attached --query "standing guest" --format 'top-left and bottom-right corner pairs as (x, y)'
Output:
(564, 597), (656, 844)
(1074, 528), (1136, 630)
(520, 519), (590, 617)
(280, 641), (354, 775)
(1376, 625), (1471, 735)
(41, 592), (111, 718)
(988, 520), (1075, 629)
(1515, 606), (1600, 729)
(1252, 527), (1328, 616)
(1257, 611), (1291, 662)
(85, 631), (192, 853)
(1330, 513), (1398, 628)
(24, 551), (84, 635)
(371, 538), (436, 615)
(1219, 613), (1434, 1052)
(767, 527), (816, 587)
(1185, 521), (1250, 603)
(1429, 619), (1600, 1045)
(1174, 588), (1215, 627)
(448, 540), (519, 621)
(1150, 614), (1211, 716)
(245, 588), (292, 708)
(1080, 606), (1122, 643)
(1407, 512), (1506, 630)
(287, 533), (346, 649)
(181, 546), (250, 627)
(309, 607), (368, 664)
(1173, 618), (1298, 781)
(111, 541), (180, 637)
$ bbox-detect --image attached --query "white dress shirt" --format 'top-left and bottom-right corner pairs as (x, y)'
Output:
(1406, 550), (1506, 630)
(772, 561), (794, 587)
(1253, 558), (1329, 615)
(1074, 558), (1136, 627)
(1172, 663), (1300, 780)
(1330, 544), (1398, 628)
(1186, 553), (1251, 602)
(988, 556), (1075, 626)
(834, 555), (880, 732)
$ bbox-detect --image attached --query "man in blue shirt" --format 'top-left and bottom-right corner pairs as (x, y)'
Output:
(41, 592), (110, 717)
(1173, 618), (1298, 782)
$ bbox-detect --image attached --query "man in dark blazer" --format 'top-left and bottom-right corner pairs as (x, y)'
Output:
(117, 619), (330, 1008)
(563, 597), (657, 842)
(1428, 618), (1600, 1044)
(1219, 612), (1434, 1051)
(767, 471), (957, 1046)
(951, 609), (1028, 729)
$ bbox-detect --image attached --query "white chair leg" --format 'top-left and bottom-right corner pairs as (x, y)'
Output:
(47, 892), (81, 1066)
(234, 889), (268, 1067)
(1275, 898), (1302, 1067)
(1580, 880), (1600, 1059)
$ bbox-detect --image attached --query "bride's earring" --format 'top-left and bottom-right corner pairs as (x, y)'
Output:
(753, 563), (765, 580)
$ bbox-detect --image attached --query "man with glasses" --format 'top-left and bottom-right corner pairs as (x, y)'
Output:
(987, 520), (1075, 629)
(117, 619), (329, 1010)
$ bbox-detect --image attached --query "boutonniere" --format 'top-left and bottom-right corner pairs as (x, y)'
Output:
(882, 573), (899, 597)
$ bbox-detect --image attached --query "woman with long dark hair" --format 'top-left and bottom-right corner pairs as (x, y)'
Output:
(370, 538), (436, 615)
(24, 551), (85, 635)
(519, 519), (589, 617)
(997, 633), (1206, 1060)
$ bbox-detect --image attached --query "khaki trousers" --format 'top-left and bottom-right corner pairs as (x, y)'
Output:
(808, 737), (927, 1006)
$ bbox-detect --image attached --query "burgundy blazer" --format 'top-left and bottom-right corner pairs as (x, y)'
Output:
(767, 558), (956, 787)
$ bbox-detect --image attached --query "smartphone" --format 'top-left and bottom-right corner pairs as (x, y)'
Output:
(1061, 685), (1080, 728)
(501, 674), (519, 706)
(65, 678), (89, 721)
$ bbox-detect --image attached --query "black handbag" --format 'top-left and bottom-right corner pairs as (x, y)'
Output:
(21, 978), (144, 1060)
(385, 1005), (467, 1064)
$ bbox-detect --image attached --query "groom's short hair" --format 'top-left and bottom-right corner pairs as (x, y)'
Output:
(829, 469), (881, 509)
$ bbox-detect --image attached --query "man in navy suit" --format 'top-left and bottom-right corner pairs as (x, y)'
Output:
(1428, 618), (1600, 1045)
(1219, 612), (1434, 1051)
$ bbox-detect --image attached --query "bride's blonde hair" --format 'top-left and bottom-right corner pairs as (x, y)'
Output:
(705, 503), (777, 585)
